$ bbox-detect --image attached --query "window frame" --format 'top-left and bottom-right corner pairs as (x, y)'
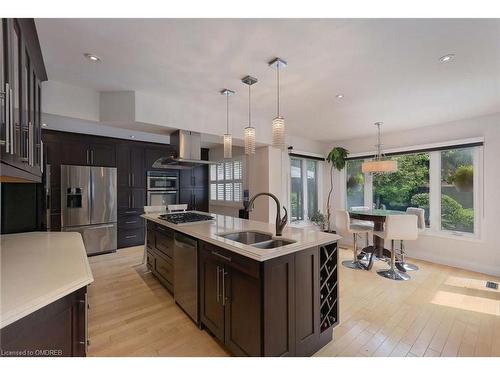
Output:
(210, 158), (244, 204)
(343, 146), (482, 240)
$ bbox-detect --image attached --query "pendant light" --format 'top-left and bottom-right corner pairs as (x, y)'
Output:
(242, 75), (258, 155)
(269, 57), (287, 149)
(361, 122), (398, 173)
(220, 89), (235, 159)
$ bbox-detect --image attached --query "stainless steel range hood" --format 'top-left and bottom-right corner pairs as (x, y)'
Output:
(152, 130), (214, 169)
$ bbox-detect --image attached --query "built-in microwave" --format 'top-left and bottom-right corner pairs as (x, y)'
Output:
(147, 171), (178, 190)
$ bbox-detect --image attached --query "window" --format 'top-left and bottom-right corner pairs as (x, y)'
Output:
(346, 159), (365, 209)
(210, 160), (243, 203)
(290, 157), (320, 222)
(373, 153), (430, 226)
(440, 147), (474, 234)
(344, 144), (480, 236)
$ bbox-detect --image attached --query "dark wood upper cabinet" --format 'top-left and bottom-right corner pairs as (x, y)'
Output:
(88, 142), (115, 167)
(117, 142), (144, 187)
(60, 140), (89, 166)
(1, 18), (46, 183)
(145, 147), (175, 170)
(180, 166), (208, 189)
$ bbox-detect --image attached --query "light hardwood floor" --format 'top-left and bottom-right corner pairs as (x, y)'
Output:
(87, 245), (500, 357)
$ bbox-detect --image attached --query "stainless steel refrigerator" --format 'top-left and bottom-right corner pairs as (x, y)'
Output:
(61, 165), (117, 256)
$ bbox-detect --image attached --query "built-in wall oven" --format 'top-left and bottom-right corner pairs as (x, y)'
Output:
(147, 171), (178, 206)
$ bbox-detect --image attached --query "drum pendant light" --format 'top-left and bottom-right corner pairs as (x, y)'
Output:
(242, 75), (258, 155)
(269, 57), (287, 149)
(361, 122), (398, 173)
(220, 89), (235, 159)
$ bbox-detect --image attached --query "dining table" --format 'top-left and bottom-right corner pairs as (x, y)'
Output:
(347, 208), (407, 270)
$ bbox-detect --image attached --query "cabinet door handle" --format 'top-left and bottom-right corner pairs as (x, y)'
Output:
(125, 210), (137, 214)
(211, 251), (231, 262)
(128, 173), (131, 187)
(86, 149), (90, 165)
(9, 87), (14, 155)
(125, 235), (137, 239)
(216, 266), (220, 303)
(132, 173), (135, 187)
(125, 220), (137, 224)
(91, 150), (94, 165)
(28, 121), (33, 166)
(129, 194), (132, 208)
(132, 194), (135, 208)
(222, 269), (227, 306)
(3, 83), (9, 152)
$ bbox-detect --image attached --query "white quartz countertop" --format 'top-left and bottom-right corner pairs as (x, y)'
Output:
(142, 212), (341, 262)
(0, 232), (94, 329)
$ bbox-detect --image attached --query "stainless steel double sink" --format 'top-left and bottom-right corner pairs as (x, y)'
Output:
(217, 231), (296, 249)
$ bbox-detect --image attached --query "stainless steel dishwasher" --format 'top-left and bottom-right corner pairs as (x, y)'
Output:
(174, 232), (198, 323)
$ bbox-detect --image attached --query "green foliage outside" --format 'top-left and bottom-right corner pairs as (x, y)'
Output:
(373, 153), (430, 211)
(411, 193), (474, 232)
(452, 165), (473, 192)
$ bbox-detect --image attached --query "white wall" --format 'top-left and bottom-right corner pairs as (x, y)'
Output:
(325, 113), (500, 276)
(42, 81), (100, 122)
(41, 113), (171, 144)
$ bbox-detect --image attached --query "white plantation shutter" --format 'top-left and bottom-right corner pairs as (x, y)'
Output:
(234, 182), (242, 202)
(234, 161), (242, 180)
(210, 164), (217, 181)
(217, 163), (224, 180)
(217, 183), (224, 200)
(225, 183), (233, 201)
(210, 183), (217, 200)
(210, 158), (244, 202)
(225, 161), (233, 180)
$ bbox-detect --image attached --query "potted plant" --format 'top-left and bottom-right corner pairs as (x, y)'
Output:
(347, 173), (364, 192)
(453, 165), (473, 192)
(310, 211), (327, 231)
(325, 147), (349, 232)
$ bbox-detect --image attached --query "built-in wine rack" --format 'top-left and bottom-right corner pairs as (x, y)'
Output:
(319, 242), (338, 333)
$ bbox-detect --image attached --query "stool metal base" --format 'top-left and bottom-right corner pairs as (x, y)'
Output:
(377, 268), (411, 281)
(342, 260), (365, 270)
(399, 262), (419, 271)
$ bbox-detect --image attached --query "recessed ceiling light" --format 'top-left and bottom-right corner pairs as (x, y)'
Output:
(439, 54), (455, 63)
(336, 94), (344, 99)
(42, 123), (48, 128)
(129, 135), (136, 139)
(84, 53), (101, 62)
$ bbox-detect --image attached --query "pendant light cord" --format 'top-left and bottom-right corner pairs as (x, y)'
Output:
(248, 83), (251, 127)
(276, 64), (280, 117)
(226, 93), (229, 134)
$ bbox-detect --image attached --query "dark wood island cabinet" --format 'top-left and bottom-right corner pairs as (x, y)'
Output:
(143, 215), (340, 357)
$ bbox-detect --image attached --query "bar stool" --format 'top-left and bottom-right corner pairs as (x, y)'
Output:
(334, 210), (373, 270)
(399, 207), (425, 271)
(374, 215), (418, 281)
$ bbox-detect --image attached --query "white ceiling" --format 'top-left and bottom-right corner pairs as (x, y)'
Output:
(35, 18), (500, 142)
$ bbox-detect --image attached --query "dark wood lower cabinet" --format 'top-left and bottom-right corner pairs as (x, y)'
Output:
(144, 220), (338, 357)
(0, 286), (88, 357)
(199, 240), (338, 357)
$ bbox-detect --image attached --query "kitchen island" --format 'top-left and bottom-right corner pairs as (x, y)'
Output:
(142, 212), (341, 357)
(0, 232), (93, 357)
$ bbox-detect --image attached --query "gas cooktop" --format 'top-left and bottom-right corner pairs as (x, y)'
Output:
(158, 212), (214, 225)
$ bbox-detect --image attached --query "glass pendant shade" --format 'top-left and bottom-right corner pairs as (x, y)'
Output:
(272, 116), (285, 148)
(223, 134), (232, 159)
(361, 159), (398, 173)
(244, 126), (256, 155)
